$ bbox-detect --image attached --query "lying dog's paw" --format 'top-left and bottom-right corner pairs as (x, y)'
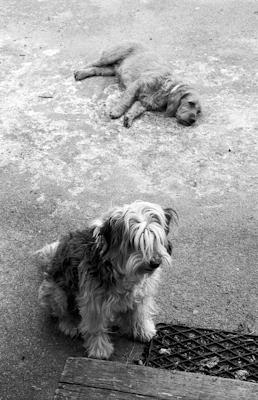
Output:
(123, 115), (133, 128)
(109, 107), (123, 119)
(74, 69), (95, 81)
(74, 70), (85, 81)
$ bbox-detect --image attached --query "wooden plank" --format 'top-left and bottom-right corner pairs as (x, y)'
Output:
(55, 384), (154, 399)
(55, 357), (258, 400)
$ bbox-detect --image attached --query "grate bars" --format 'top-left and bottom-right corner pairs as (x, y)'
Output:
(143, 323), (258, 382)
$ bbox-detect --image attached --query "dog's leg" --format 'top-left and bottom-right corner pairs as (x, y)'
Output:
(118, 297), (156, 342)
(132, 297), (157, 342)
(123, 101), (146, 128)
(74, 66), (115, 81)
(39, 279), (68, 317)
(110, 81), (140, 119)
(84, 331), (114, 360)
(88, 43), (141, 67)
(58, 316), (79, 338)
(74, 43), (141, 81)
(35, 241), (60, 265)
(39, 279), (79, 338)
(79, 302), (114, 359)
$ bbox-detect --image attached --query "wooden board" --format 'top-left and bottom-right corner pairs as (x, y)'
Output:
(54, 357), (258, 400)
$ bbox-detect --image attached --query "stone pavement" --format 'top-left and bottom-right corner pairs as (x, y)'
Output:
(0, 1), (257, 399)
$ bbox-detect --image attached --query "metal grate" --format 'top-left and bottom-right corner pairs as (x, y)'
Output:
(143, 323), (258, 382)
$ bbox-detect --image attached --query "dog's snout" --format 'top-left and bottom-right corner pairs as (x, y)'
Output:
(188, 114), (196, 124)
(149, 257), (162, 269)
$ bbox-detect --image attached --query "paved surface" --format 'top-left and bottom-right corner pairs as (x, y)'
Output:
(0, 1), (258, 399)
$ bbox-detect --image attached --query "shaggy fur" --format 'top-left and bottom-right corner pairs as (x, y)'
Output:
(74, 42), (201, 127)
(38, 200), (177, 359)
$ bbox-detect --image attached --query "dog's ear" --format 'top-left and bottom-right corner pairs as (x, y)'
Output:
(98, 213), (125, 255)
(165, 86), (191, 117)
(98, 219), (112, 255)
(163, 207), (178, 232)
(165, 92), (182, 117)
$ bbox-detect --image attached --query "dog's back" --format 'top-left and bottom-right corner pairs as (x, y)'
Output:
(115, 45), (171, 87)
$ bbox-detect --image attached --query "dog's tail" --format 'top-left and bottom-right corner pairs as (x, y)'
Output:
(34, 241), (60, 268)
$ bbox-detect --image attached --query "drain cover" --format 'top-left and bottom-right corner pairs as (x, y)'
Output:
(143, 323), (258, 382)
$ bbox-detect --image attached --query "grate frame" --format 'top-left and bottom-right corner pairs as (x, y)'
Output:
(142, 323), (258, 382)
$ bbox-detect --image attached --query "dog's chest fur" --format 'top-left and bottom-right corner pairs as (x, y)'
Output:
(115, 51), (171, 110)
(137, 79), (168, 110)
(79, 256), (160, 318)
(113, 271), (159, 312)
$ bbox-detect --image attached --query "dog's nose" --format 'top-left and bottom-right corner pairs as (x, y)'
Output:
(149, 257), (162, 269)
(188, 114), (196, 125)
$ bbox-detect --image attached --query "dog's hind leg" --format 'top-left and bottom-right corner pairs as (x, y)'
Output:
(74, 43), (142, 81)
(58, 316), (79, 338)
(123, 101), (146, 128)
(74, 66), (115, 81)
(109, 80), (141, 119)
(89, 43), (142, 67)
(39, 279), (68, 318)
(35, 241), (60, 266)
(39, 279), (79, 337)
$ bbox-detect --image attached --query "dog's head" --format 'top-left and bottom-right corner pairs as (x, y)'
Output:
(92, 201), (177, 283)
(165, 83), (201, 126)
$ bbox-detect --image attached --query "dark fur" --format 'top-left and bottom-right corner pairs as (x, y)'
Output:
(45, 228), (122, 308)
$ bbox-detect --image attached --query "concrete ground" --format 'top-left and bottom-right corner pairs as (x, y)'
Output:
(0, 0), (258, 399)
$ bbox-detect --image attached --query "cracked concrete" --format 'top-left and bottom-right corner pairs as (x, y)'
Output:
(0, 0), (258, 399)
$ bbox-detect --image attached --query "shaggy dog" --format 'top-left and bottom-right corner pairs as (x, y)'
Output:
(38, 200), (177, 359)
(74, 42), (201, 127)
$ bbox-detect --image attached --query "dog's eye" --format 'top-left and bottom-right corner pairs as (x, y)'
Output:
(188, 101), (196, 107)
(197, 109), (201, 114)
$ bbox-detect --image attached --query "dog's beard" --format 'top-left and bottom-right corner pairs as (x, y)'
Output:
(125, 249), (171, 275)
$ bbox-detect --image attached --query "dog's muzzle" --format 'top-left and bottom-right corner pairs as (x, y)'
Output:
(149, 256), (162, 270)
(178, 113), (196, 126)
(137, 255), (163, 274)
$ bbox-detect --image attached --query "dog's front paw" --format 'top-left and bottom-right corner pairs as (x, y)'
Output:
(134, 319), (156, 342)
(123, 115), (133, 128)
(84, 334), (114, 359)
(58, 319), (79, 338)
(109, 107), (123, 119)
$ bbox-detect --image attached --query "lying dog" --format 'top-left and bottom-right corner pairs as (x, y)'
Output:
(38, 200), (177, 359)
(74, 43), (201, 127)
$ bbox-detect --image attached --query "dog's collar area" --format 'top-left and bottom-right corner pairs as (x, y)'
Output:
(170, 83), (182, 94)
